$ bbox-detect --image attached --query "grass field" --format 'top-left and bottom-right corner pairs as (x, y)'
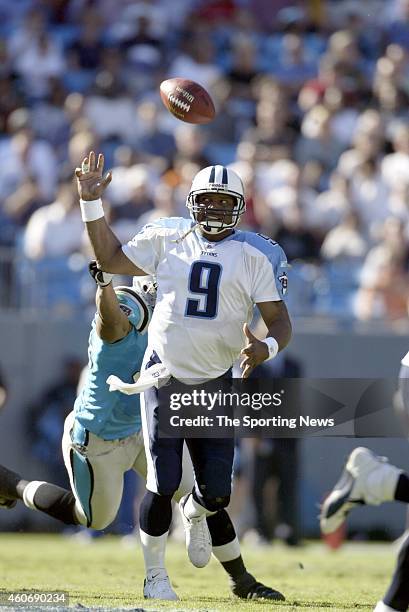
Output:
(0, 534), (397, 611)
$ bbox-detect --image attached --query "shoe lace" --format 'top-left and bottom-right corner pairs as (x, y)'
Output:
(247, 582), (284, 600)
(189, 515), (209, 548)
(146, 574), (170, 588)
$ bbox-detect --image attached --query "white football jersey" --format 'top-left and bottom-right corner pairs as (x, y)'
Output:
(122, 218), (289, 382)
(402, 351), (409, 367)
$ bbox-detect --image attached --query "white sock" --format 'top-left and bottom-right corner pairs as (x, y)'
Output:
(140, 529), (168, 577)
(365, 464), (402, 505)
(22, 481), (47, 510)
(212, 536), (241, 562)
(183, 493), (216, 520)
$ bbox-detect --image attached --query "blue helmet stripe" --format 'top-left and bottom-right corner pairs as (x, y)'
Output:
(222, 166), (228, 184)
(209, 166), (216, 182)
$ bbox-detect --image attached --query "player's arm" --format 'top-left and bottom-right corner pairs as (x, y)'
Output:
(89, 261), (131, 343)
(240, 300), (292, 379)
(75, 151), (146, 276)
(258, 299), (292, 349)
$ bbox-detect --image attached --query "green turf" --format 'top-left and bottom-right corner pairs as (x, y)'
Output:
(0, 534), (397, 611)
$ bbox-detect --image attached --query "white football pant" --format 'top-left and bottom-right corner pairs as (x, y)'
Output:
(62, 411), (195, 529)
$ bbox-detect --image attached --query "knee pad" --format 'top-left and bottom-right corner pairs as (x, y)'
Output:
(195, 492), (231, 512)
(194, 464), (232, 505)
(140, 491), (173, 536)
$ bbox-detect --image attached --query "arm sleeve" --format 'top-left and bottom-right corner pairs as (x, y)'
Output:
(251, 244), (289, 303)
(121, 223), (165, 275)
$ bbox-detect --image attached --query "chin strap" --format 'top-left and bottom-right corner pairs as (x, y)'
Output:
(171, 222), (200, 244)
(172, 221), (233, 245)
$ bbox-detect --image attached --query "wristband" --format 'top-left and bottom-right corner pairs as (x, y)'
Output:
(263, 337), (279, 361)
(80, 198), (104, 222)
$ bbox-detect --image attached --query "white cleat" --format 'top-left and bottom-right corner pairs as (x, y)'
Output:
(374, 601), (399, 612)
(320, 447), (401, 535)
(179, 494), (212, 568)
(143, 570), (179, 601)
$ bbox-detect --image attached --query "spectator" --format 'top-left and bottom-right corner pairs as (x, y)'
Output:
(225, 35), (260, 95)
(30, 79), (71, 152)
(0, 0), (409, 324)
(128, 100), (176, 160)
(273, 206), (322, 263)
(273, 33), (318, 94)
(382, 122), (409, 189)
(387, 0), (409, 49)
(68, 8), (106, 71)
(13, 31), (65, 100)
(84, 54), (136, 141)
(0, 115), (58, 204)
(127, 182), (178, 234)
(355, 244), (409, 321)
(350, 157), (390, 240)
(321, 211), (368, 262)
(242, 95), (297, 162)
(307, 171), (350, 234)
(337, 109), (385, 180)
(294, 104), (344, 176)
(23, 180), (84, 260)
(168, 36), (221, 91)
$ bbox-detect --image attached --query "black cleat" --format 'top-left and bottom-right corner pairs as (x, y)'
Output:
(0, 464), (21, 506)
(243, 581), (285, 601)
(231, 573), (285, 601)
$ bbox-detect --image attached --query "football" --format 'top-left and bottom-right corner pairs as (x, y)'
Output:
(159, 78), (216, 124)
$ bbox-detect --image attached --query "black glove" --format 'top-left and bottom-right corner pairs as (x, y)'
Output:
(89, 260), (114, 287)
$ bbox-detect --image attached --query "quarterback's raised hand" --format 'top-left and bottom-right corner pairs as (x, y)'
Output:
(75, 151), (112, 201)
(240, 323), (269, 379)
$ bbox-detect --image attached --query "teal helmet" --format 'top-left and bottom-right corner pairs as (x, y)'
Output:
(115, 278), (156, 333)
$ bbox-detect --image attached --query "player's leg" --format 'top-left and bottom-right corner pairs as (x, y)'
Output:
(138, 386), (182, 600)
(0, 413), (86, 524)
(0, 462), (82, 524)
(174, 443), (284, 600)
(320, 367), (409, 534)
(0, 411), (134, 528)
(374, 533), (409, 612)
(207, 509), (285, 600)
(320, 447), (404, 535)
(179, 436), (235, 568)
(62, 412), (132, 530)
(374, 369), (409, 612)
(133, 437), (285, 601)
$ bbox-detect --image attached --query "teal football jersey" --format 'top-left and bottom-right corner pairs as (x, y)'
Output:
(74, 317), (148, 440)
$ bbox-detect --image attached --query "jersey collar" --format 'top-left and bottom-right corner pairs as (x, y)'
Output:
(194, 227), (237, 247)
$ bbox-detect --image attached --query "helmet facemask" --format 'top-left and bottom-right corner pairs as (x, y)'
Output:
(187, 190), (245, 234)
(186, 165), (246, 235)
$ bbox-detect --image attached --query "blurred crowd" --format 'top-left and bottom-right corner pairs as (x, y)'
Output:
(2, 0), (409, 321)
